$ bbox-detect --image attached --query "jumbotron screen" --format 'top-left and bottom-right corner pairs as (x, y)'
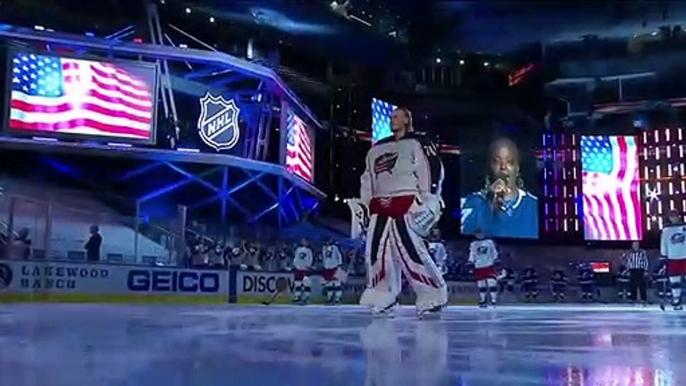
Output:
(460, 131), (540, 239)
(6, 51), (157, 143)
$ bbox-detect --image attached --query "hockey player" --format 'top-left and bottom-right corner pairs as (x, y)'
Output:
(292, 239), (314, 304)
(577, 263), (595, 302)
(428, 228), (448, 276)
(660, 209), (686, 310)
(499, 267), (515, 293)
(616, 265), (631, 302)
(652, 258), (671, 305)
(468, 229), (499, 308)
(322, 238), (343, 304)
(521, 267), (539, 302)
(550, 269), (568, 302)
(355, 106), (447, 318)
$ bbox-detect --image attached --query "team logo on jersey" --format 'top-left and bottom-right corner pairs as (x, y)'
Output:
(374, 152), (399, 175)
(477, 246), (489, 255)
(198, 92), (241, 151)
(0, 263), (12, 289)
(672, 233), (686, 244)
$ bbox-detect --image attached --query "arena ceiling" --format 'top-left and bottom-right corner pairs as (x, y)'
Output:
(7, 0), (686, 58)
(177, 1), (686, 54)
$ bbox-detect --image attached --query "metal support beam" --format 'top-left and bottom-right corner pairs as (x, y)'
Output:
(116, 161), (164, 182)
(221, 167), (229, 223)
(166, 163), (220, 193)
(184, 67), (234, 80)
(138, 167), (218, 204)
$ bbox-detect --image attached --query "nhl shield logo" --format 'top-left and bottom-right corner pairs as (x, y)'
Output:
(197, 92), (241, 151)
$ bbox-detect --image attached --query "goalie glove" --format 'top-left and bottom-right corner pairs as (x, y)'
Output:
(347, 198), (370, 240)
(407, 194), (443, 238)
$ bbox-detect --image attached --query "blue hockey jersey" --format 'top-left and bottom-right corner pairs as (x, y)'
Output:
(461, 189), (538, 239)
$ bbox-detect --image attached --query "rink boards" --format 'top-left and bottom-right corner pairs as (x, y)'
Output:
(0, 260), (488, 305)
(3, 260), (641, 305)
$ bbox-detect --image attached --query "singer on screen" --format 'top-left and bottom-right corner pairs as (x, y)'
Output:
(461, 137), (538, 239)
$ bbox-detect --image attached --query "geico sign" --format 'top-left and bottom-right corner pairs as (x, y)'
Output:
(242, 275), (294, 293)
(127, 270), (220, 293)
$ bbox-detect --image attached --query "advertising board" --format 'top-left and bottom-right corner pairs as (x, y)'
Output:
(0, 260), (229, 303)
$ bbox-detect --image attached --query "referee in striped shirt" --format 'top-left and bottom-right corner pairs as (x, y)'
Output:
(622, 241), (649, 304)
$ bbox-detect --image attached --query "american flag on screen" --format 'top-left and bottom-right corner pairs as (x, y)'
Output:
(9, 53), (153, 140)
(286, 111), (313, 181)
(581, 135), (642, 241)
(371, 98), (397, 143)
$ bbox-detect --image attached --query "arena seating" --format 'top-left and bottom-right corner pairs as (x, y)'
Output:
(0, 178), (170, 264)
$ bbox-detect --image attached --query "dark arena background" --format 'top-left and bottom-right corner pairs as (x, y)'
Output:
(1, 1), (686, 385)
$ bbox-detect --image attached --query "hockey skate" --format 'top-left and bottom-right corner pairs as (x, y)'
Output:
(371, 301), (398, 319)
(418, 303), (446, 320)
(478, 302), (487, 309)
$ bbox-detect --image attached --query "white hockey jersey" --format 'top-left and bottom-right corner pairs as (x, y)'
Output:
(428, 241), (447, 273)
(293, 246), (314, 270)
(468, 239), (498, 268)
(322, 244), (342, 269)
(660, 224), (686, 260)
(360, 133), (444, 203)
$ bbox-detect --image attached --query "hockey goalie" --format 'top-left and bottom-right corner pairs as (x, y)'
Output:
(349, 106), (447, 318)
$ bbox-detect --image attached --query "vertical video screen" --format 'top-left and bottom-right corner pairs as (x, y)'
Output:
(285, 110), (314, 182)
(371, 98), (397, 143)
(580, 135), (642, 241)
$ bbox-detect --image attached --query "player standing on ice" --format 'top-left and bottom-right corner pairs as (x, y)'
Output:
(550, 269), (568, 302)
(428, 228), (448, 276)
(322, 238), (343, 304)
(577, 263), (595, 302)
(660, 209), (686, 310)
(350, 106), (447, 318)
(521, 267), (539, 302)
(468, 229), (499, 308)
(292, 238), (314, 305)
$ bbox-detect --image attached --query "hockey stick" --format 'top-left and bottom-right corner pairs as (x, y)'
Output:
(262, 277), (289, 306)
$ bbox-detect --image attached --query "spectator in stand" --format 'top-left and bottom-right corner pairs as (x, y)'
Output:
(229, 241), (245, 268)
(85, 225), (102, 262)
(278, 243), (291, 271)
(245, 242), (261, 270)
(191, 240), (209, 267)
(8, 228), (31, 260)
(208, 242), (225, 269)
(262, 247), (276, 271)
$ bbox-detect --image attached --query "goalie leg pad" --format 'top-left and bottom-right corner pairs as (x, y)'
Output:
(392, 217), (447, 312)
(360, 215), (402, 312)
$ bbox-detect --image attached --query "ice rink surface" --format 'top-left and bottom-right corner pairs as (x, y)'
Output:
(1, 304), (685, 386)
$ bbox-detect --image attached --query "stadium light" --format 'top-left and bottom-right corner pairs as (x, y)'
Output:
(483, 61), (489, 67)
(459, 59), (465, 65)
(185, 7), (191, 14)
(435, 58), (441, 64)
(209, 17), (215, 23)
